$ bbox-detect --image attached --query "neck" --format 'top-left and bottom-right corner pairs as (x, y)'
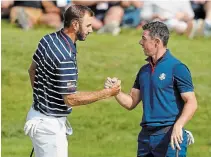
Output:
(151, 47), (167, 64)
(63, 27), (77, 43)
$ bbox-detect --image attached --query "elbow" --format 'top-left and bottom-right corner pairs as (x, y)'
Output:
(28, 68), (31, 74)
(127, 107), (133, 111)
(63, 95), (79, 107)
(28, 68), (35, 75)
(64, 99), (73, 107)
(125, 101), (138, 111)
(63, 97), (71, 107)
(192, 96), (198, 112)
(194, 101), (198, 112)
(188, 99), (198, 114)
(65, 99), (80, 107)
(191, 102), (198, 118)
(126, 105), (134, 111)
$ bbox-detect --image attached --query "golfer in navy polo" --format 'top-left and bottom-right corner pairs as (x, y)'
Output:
(105, 21), (197, 157)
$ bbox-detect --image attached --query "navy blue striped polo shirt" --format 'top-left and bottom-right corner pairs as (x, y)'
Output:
(32, 29), (78, 117)
(133, 50), (194, 127)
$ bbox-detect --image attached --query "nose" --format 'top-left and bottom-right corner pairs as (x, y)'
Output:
(89, 27), (93, 33)
(139, 40), (142, 45)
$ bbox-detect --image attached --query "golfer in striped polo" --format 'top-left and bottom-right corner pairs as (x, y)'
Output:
(24, 5), (120, 157)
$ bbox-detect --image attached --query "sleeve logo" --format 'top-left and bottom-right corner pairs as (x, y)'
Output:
(67, 81), (76, 92)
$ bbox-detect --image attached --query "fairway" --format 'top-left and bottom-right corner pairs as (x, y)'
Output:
(1, 20), (211, 157)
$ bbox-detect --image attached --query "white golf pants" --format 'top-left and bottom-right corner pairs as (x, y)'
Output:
(24, 107), (72, 157)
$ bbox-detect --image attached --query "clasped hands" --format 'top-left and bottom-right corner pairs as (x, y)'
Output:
(104, 77), (121, 96)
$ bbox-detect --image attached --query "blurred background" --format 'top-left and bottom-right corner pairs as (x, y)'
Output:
(1, 0), (211, 157)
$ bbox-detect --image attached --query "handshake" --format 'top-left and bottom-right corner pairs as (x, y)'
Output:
(104, 77), (121, 96)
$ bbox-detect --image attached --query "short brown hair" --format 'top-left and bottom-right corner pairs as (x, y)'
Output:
(64, 5), (94, 28)
(142, 21), (170, 47)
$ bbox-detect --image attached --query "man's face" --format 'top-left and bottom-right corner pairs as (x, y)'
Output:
(139, 30), (156, 56)
(76, 13), (93, 41)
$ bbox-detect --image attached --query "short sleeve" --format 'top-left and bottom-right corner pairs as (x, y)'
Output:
(133, 72), (140, 89)
(173, 63), (194, 93)
(55, 58), (78, 95)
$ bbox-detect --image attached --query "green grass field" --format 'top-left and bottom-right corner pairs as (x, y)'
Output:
(1, 20), (211, 157)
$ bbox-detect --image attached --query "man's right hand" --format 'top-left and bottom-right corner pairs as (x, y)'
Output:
(109, 83), (121, 96)
(104, 77), (121, 96)
(104, 77), (121, 88)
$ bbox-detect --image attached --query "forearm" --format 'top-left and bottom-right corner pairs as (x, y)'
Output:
(64, 89), (114, 107)
(115, 92), (134, 110)
(175, 100), (197, 127)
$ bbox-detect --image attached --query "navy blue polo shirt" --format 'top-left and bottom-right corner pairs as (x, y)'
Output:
(133, 49), (194, 127)
(32, 29), (78, 117)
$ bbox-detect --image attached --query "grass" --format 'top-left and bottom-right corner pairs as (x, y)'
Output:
(1, 20), (211, 157)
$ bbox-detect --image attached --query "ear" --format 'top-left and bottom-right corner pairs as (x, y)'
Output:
(72, 19), (79, 31)
(155, 38), (161, 47)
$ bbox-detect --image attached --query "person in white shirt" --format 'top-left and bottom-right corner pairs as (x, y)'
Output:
(141, 1), (194, 34)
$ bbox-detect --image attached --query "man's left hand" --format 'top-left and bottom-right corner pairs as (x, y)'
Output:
(170, 123), (183, 150)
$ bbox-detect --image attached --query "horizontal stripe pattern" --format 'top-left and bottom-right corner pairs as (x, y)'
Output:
(32, 30), (78, 117)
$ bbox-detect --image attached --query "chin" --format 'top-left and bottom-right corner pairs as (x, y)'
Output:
(77, 32), (87, 41)
(78, 38), (85, 41)
(81, 35), (88, 41)
(143, 50), (148, 56)
(78, 37), (85, 41)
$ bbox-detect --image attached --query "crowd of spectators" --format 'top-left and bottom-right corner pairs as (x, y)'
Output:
(1, 0), (211, 38)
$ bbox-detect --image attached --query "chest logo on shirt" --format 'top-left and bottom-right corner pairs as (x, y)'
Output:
(159, 73), (166, 80)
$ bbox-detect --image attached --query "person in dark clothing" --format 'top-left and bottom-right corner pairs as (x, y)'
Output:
(10, 0), (62, 30)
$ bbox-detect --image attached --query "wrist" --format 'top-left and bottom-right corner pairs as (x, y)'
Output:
(175, 121), (184, 128)
(115, 91), (121, 98)
(103, 88), (114, 97)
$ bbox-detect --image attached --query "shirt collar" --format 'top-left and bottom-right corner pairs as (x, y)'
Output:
(60, 29), (77, 54)
(145, 49), (171, 65)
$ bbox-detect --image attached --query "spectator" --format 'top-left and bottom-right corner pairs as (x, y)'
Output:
(1, 0), (14, 19)
(54, 0), (72, 26)
(141, 1), (194, 34)
(188, 0), (211, 38)
(73, 1), (124, 36)
(120, 0), (143, 28)
(10, 0), (62, 30)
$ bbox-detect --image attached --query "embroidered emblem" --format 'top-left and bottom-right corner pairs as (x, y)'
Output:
(159, 73), (166, 80)
(67, 81), (76, 92)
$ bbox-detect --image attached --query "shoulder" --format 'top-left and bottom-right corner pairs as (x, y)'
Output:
(40, 32), (58, 44)
(173, 63), (191, 74)
(167, 53), (182, 64)
(137, 63), (150, 75)
(166, 53), (189, 71)
(170, 56), (192, 78)
(166, 56), (191, 75)
(39, 33), (74, 64)
(38, 33), (54, 48)
(169, 55), (190, 71)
